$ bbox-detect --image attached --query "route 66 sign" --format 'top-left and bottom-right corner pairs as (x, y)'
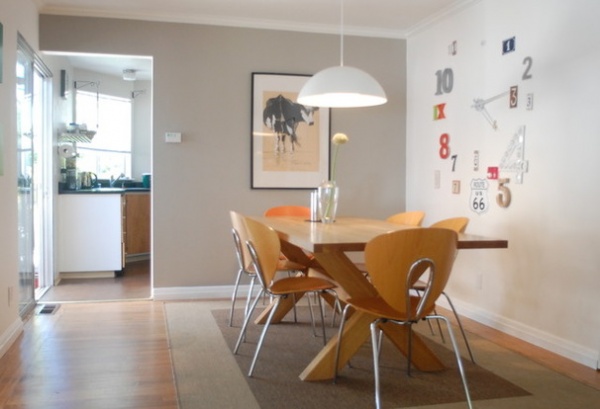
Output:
(470, 178), (489, 214)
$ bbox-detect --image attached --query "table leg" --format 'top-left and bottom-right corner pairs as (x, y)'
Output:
(298, 250), (445, 380)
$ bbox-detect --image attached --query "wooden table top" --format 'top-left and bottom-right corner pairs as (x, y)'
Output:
(252, 216), (508, 252)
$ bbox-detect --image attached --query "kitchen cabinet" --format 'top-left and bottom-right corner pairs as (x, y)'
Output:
(58, 193), (123, 276)
(123, 192), (150, 257)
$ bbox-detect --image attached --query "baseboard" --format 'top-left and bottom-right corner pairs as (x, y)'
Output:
(60, 271), (115, 279)
(0, 317), (24, 359)
(437, 297), (599, 370)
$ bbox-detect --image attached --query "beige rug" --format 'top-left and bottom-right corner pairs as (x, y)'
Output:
(164, 301), (600, 409)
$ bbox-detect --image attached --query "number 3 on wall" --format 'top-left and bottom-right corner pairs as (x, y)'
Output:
(496, 178), (512, 208)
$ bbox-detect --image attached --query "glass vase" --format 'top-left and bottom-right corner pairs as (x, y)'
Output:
(317, 180), (339, 224)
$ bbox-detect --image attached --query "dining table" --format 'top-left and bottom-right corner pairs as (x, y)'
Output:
(250, 216), (508, 381)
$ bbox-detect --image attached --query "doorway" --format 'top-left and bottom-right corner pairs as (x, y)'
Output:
(40, 51), (153, 303)
(16, 34), (54, 317)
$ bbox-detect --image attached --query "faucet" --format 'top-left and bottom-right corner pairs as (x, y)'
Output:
(110, 173), (126, 187)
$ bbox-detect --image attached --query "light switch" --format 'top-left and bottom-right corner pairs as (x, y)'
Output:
(165, 132), (182, 143)
(452, 180), (461, 194)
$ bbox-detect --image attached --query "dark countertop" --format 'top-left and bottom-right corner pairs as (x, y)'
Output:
(59, 187), (150, 194)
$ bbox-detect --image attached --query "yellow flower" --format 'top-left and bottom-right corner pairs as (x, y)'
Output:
(330, 133), (349, 182)
(332, 133), (349, 145)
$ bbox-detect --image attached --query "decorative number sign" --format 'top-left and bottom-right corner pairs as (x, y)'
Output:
(496, 178), (512, 208)
(502, 36), (516, 54)
(435, 68), (454, 95)
(470, 178), (490, 214)
(439, 133), (450, 159)
(434, 103), (446, 120)
(509, 86), (518, 108)
(499, 126), (529, 184)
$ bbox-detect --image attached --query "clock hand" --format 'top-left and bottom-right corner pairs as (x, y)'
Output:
(472, 90), (509, 130)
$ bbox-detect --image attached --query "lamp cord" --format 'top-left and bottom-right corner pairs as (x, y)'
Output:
(339, 0), (345, 67)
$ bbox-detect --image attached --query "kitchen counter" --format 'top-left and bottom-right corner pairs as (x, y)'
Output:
(59, 187), (151, 194)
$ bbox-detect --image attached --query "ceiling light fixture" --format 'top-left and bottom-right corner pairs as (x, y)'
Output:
(297, 0), (387, 108)
(122, 69), (137, 81)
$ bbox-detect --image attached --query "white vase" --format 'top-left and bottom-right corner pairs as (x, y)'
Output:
(317, 180), (339, 224)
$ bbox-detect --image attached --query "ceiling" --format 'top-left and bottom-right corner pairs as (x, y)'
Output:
(36, 0), (470, 81)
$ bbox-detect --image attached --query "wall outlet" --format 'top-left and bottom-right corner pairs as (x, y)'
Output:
(476, 273), (483, 290)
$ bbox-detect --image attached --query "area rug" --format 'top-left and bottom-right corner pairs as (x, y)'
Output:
(211, 307), (529, 408)
(165, 301), (600, 409)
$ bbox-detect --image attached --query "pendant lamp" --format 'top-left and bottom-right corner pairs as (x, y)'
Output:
(297, 0), (387, 108)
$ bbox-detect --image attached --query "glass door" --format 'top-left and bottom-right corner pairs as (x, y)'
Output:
(16, 34), (53, 316)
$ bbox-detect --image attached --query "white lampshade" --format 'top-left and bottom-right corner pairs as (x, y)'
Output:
(297, 65), (387, 108)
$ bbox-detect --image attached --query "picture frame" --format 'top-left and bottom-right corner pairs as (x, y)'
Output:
(251, 72), (330, 189)
(0, 22), (3, 84)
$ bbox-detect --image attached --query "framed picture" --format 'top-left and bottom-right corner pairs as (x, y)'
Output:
(251, 72), (330, 189)
(0, 22), (3, 84)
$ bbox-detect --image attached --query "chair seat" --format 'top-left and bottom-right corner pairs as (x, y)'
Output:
(270, 277), (334, 295)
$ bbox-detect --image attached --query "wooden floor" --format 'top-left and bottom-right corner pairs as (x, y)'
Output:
(39, 260), (151, 303)
(0, 301), (178, 409)
(1, 288), (598, 408)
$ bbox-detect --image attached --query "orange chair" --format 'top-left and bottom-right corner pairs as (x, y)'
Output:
(385, 210), (425, 227)
(264, 205), (311, 218)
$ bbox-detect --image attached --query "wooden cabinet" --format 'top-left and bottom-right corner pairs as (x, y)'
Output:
(123, 192), (150, 257)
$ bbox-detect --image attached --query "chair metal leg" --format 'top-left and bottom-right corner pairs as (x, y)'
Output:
(370, 320), (383, 409)
(428, 315), (473, 409)
(407, 324), (413, 376)
(228, 268), (245, 327)
(248, 296), (282, 377)
(333, 303), (352, 383)
(244, 276), (256, 320)
(233, 288), (264, 354)
(442, 291), (475, 363)
(316, 291), (328, 345)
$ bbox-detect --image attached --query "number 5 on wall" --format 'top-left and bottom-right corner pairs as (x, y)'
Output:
(496, 178), (511, 208)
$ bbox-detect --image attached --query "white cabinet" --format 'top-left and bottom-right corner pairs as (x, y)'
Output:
(58, 193), (123, 275)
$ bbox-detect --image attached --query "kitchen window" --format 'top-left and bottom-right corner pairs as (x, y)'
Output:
(75, 90), (132, 180)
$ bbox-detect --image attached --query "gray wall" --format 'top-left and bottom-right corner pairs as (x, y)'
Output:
(39, 16), (406, 289)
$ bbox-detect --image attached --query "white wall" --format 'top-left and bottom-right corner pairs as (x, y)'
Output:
(0, 0), (39, 356)
(407, 0), (600, 368)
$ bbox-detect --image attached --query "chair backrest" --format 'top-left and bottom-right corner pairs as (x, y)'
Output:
(230, 211), (253, 271)
(264, 205), (311, 218)
(364, 227), (458, 321)
(386, 211), (426, 227)
(242, 216), (282, 290)
(430, 217), (469, 233)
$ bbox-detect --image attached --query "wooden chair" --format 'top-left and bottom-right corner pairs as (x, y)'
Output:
(233, 216), (336, 377)
(264, 205), (311, 218)
(228, 211), (306, 327)
(353, 210), (426, 275)
(419, 216), (474, 362)
(385, 210), (426, 227)
(334, 228), (472, 409)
